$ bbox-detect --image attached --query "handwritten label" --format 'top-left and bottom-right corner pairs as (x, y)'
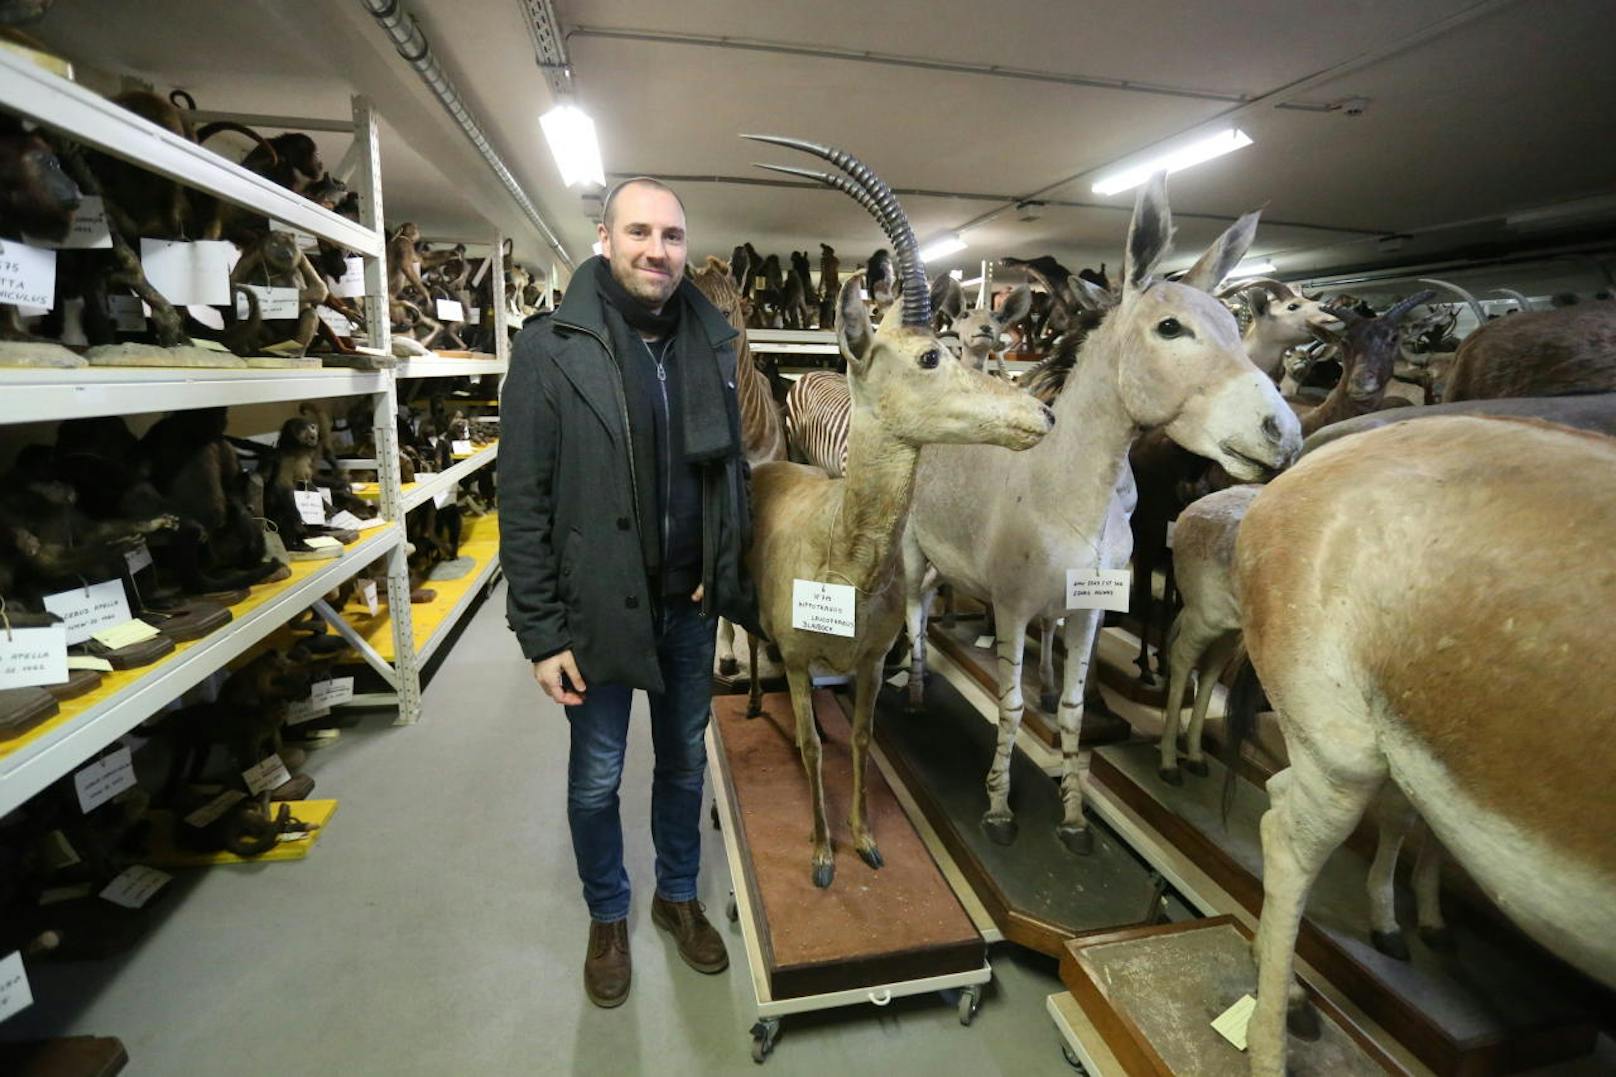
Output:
(330, 257), (365, 298)
(184, 788), (247, 828)
(124, 540), (154, 575)
(108, 293), (145, 332)
(791, 579), (856, 638)
(1211, 993), (1257, 1050)
(285, 696), (328, 726)
(974, 634), (995, 649)
(293, 489), (326, 525)
(28, 194), (111, 249)
(140, 238), (233, 305)
(66, 655), (113, 672)
(433, 486), (455, 509)
(91, 618), (160, 650)
(0, 951), (33, 1022)
(327, 510), (362, 530)
(0, 239), (57, 309)
(361, 579), (380, 615)
(312, 677), (354, 709)
(316, 306), (352, 335)
(43, 578), (132, 645)
(435, 298), (465, 321)
(467, 307), (482, 324)
(303, 535), (343, 550)
(1065, 568), (1130, 612)
(451, 439), (473, 456)
(0, 622), (67, 690)
(73, 746), (136, 813)
(242, 754), (292, 795)
(99, 865), (171, 909)
(238, 285), (300, 320)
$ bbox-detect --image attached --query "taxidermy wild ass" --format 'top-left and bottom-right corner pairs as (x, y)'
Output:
(742, 136), (1054, 887)
(900, 174), (1302, 853)
(1229, 415), (1616, 1075)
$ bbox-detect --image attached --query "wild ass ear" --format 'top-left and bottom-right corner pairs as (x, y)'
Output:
(1070, 276), (1115, 311)
(838, 274), (875, 372)
(996, 284), (1033, 328)
(1180, 209), (1261, 293)
(1124, 172), (1174, 292)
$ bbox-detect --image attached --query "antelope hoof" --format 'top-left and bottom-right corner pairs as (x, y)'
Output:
(1058, 824), (1094, 856)
(981, 813), (1019, 846)
(1183, 757), (1210, 778)
(1420, 925), (1455, 951)
(856, 843), (885, 870)
(1286, 998), (1322, 1041)
(745, 699), (764, 720)
(1158, 766), (1183, 787)
(718, 657), (739, 677)
(1371, 929), (1411, 962)
(811, 857), (835, 889)
(1039, 690), (1060, 714)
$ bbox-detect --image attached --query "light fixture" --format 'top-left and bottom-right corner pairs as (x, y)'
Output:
(1225, 260), (1275, 280)
(540, 104), (605, 188)
(918, 234), (968, 263)
(1091, 128), (1254, 196)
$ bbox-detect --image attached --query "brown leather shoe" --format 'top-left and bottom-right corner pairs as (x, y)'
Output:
(651, 895), (729, 974)
(584, 918), (631, 1008)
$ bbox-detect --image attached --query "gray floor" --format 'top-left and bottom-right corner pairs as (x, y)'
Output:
(6, 580), (1078, 1076)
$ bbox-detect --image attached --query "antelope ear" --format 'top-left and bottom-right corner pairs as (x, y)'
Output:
(838, 275), (874, 370)
(1246, 288), (1270, 319)
(1180, 209), (1261, 293)
(997, 284), (1032, 327)
(1070, 276), (1116, 311)
(1124, 172), (1174, 292)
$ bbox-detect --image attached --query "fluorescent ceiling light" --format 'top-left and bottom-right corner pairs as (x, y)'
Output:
(1091, 128), (1254, 196)
(541, 104), (605, 188)
(1225, 260), (1275, 280)
(919, 235), (968, 263)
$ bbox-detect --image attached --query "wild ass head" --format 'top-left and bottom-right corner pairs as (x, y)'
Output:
(748, 134), (1054, 453)
(1104, 174), (1301, 480)
(1333, 289), (1436, 403)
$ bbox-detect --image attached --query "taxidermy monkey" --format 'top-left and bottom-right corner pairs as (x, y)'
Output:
(818, 244), (840, 329)
(259, 416), (324, 551)
(387, 222), (429, 302)
(298, 401), (375, 519)
(0, 115), (80, 340)
(866, 248), (896, 310)
(731, 244), (752, 296)
(229, 231), (328, 354)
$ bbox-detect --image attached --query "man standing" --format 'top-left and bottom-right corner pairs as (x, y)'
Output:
(500, 178), (757, 1007)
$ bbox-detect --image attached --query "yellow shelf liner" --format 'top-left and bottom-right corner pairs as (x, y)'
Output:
(142, 799), (338, 866)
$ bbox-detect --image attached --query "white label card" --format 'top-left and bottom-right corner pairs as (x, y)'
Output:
(293, 489), (326, 525)
(0, 622), (68, 690)
(91, 618), (159, 650)
(242, 754), (293, 795)
(139, 238), (233, 306)
(28, 194), (111, 249)
(43, 578), (133, 646)
(331, 257), (366, 298)
(238, 285), (300, 320)
(1165, 520), (1177, 550)
(353, 515), (388, 531)
(0, 239), (57, 309)
(1065, 568), (1131, 612)
(0, 951), (33, 1022)
(66, 655), (113, 672)
(467, 307), (482, 324)
(319, 486), (333, 506)
(124, 540), (153, 575)
(974, 635), (996, 649)
(303, 535), (343, 550)
(791, 579), (856, 638)
(327, 510), (363, 531)
(285, 696), (328, 726)
(435, 298), (465, 321)
(361, 579), (380, 615)
(433, 486), (455, 509)
(186, 303), (224, 331)
(99, 865), (171, 910)
(1211, 993), (1257, 1050)
(316, 306), (352, 335)
(108, 294), (145, 332)
(74, 746), (137, 813)
(451, 439), (473, 456)
(311, 677), (354, 709)
(184, 789), (247, 828)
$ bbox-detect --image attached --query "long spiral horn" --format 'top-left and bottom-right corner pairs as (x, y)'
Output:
(744, 135), (930, 327)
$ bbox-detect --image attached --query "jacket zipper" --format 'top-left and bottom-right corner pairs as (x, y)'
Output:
(553, 318), (645, 550)
(645, 338), (674, 581)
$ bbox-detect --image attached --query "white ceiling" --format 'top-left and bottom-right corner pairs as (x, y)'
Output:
(19, 0), (1616, 286)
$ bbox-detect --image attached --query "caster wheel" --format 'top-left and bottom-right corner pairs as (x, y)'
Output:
(1061, 1041), (1088, 1072)
(958, 985), (982, 1025)
(749, 1019), (780, 1063)
(727, 892), (739, 923)
(751, 1038), (767, 1065)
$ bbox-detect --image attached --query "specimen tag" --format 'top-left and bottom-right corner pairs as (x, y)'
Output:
(433, 486), (455, 509)
(361, 579), (380, 615)
(139, 238), (233, 305)
(330, 257), (365, 298)
(242, 754), (292, 795)
(1211, 993), (1257, 1051)
(316, 306), (352, 335)
(43, 578), (132, 645)
(352, 515), (388, 531)
(435, 298), (465, 321)
(74, 746), (136, 813)
(467, 307), (482, 324)
(66, 656), (113, 672)
(186, 304), (225, 331)
(1065, 568), (1130, 612)
(108, 294), (145, 332)
(319, 486), (333, 506)
(0, 239), (57, 309)
(0, 951), (33, 1022)
(123, 540), (153, 575)
(91, 618), (159, 650)
(791, 579), (856, 638)
(284, 696), (329, 726)
(974, 634), (995, 649)
(1165, 520), (1177, 550)
(29, 194), (111, 249)
(311, 677), (354, 709)
(184, 789), (246, 828)
(0, 622), (67, 690)
(99, 865), (171, 910)
(451, 439), (473, 456)
(293, 489), (326, 525)
(327, 509), (363, 530)
(238, 284), (300, 320)
(303, 535), (343, 550)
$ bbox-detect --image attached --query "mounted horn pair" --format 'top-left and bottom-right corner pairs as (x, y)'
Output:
(744, 135), (931, 328)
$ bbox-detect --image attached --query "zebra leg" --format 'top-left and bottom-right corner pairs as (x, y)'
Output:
(1056, 609), (1103, 854)
(982, 613), (1029, 845)
(1038, 617), (1058, 715)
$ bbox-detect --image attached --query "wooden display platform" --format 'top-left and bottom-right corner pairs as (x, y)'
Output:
(0, 1036), (128, 1077)
(711, 691), (984, 999)
(1089, 742), (1597, 1075)
(1059, 917), (1403, 1075)
(873, 671), (1172, 957)
(927, 620), (1132, 750)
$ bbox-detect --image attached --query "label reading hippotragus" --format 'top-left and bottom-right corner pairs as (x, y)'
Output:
(791, 579), (856, 638)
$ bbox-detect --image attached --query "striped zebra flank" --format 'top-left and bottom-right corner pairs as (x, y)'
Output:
(692, 257), (786, 466)
(785, 369), (851, 477)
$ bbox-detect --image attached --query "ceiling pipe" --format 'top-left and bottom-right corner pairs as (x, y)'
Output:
(360, 0), (575, 268)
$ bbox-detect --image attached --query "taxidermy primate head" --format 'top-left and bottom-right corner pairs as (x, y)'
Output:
(0, 116), (80, 241)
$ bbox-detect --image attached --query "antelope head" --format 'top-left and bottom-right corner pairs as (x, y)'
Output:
(748, 134), (1054, 453)
(955, 285), (1033, 370)
(1222, 278), (1345, 369)
(1106, 174), (1301, 480)
(1333, 289), (1436, 403)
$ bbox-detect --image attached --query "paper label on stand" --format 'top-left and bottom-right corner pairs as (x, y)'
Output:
(319, 486), (333, 506)
(303, 535), (343, 550)
(242, 754), (292, 795)
(311, 677), (354, 709)
(1211, 993), (1257, 1050)
(327, 510), (363, 531)
(139, 239), (233, 305)
(184, 789), (247, 828)
(99, 865), (171, 909)
(974, 634), (996, 649)
(0, 623), (67, 690)
(0, 240), (57, 309)
(285, 696), (329, 726)
(66, 655), (113, 672)
(354, 515), (387, 531)
(317, 306), (353, 335)
(108, 294), (145, 332)
(73, 746), (136, 813)
(361, 579), (380, 615)
(433, 486), (455, 509)
(293, 489), (326, 525)
(467, 307), (482, 324)
(43, 579), (133, 645)
(91, 618), (159, 650)
(29, 195), (111, 249)
(1065, 569), (1130, 612)
(187, 304), (224, 331)
(451, 439), (473, 456)
(124, 540), (153, 575)
(331, 257), (366, 298)
(434, 298), (465, 321)
(238, 285), (300, 320)
(791, 579), (856, 637)
(0, 951), (33, 1021)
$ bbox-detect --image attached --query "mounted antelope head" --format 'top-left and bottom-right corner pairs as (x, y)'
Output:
(1331, 289), (1437, 405)
(930, 272), (1034, 371)
(1219, 278), (1345, 377)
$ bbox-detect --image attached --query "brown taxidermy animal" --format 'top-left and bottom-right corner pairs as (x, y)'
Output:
(229, 230), (328, 354)
(387, 222), (430, 302)
(1443, 303), (1616, 402)
(0, 115), (81, 340)
(260, 416), (323, 550)
(818, 243), (840, 328)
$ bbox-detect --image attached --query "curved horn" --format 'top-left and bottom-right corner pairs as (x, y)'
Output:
(1384, 288), (1437, 324)
(1493, 287), (1533, 312)
(1417, 278), (1486, 325)
(1215, 277), (1293, 301)
(746, 135), (928, 326)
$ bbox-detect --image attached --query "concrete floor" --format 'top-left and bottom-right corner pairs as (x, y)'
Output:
(4, 580), (1079, 1076)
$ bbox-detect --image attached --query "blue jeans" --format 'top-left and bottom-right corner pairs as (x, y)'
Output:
(564, 597), (717, 922)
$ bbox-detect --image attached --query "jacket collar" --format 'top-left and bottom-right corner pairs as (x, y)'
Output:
(553, 256), (738, 351)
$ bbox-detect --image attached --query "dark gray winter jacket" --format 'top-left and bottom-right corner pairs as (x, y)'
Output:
(499, 268), (760, 693)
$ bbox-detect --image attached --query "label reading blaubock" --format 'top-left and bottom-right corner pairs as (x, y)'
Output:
(791, 579), (856, 638)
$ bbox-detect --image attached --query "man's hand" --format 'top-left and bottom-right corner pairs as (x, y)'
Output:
(534, 650), (587, 706)
(690, 583), (704, 603)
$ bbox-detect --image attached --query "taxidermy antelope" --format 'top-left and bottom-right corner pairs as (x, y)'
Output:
(900, 174), (1302, 853)
(930, 273), (1034, 376)
(1442, 298), (1616, 402)
(1217, 278), (1344, 379)
(1230, 415), (1616, 1075)
(741, 136), (1054, 888)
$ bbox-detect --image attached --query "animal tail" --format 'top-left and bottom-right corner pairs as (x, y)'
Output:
(168, 89), (198, 111)
(194, 121), (278, 163)
(1220, 652), (1262, 825)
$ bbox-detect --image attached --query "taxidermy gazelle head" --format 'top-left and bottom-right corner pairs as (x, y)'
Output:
(931, 273), (1034, 370)
(1103, 174), (1301, 479)
(1220, 278), (1346, 375)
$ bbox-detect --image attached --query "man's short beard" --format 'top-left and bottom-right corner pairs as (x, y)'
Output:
(613, 256), (677, 308)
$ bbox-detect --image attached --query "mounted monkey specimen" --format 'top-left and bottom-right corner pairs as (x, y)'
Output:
(227, 230), (329, 356)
